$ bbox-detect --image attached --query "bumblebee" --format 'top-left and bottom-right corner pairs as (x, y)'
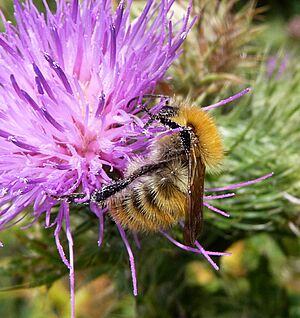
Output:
(61, 96), (224, 246)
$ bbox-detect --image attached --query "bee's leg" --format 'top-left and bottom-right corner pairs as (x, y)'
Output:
(90, 161), (169, 204)
(179, 127), (193, 157)
(50, 192), (89, 205)
(51, 161), (171, 206)
(126, 94), (170, 109)
(149, 112), (192, 156)
(143, 105), (179, 128)
(134, 95), (191, 154)
(127, 94), (179, 130)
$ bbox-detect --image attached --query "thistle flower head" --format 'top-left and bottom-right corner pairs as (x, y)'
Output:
(266, 53), (289, 79)
(0, 0), (193, 225)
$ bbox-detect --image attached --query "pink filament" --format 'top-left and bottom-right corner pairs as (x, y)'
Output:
(64, 203), (75, 318)
(204, 193), (235, 200)
(91, 204), (106, 247)
(204, 202), (230, 217)
(54, 205), (70, 268)
(160, 230), (231, 270)
(206, 172), (274, 192)
(54, 202), (75, 318)
(133, 232), (141, 249)
(202, 87), (252, 111)
(117, 223), (138, 296)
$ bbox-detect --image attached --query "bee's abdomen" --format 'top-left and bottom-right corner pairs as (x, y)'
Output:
(108, 172), (187, 232)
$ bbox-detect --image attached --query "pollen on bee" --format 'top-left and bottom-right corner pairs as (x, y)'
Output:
(173, 104), (224, 170)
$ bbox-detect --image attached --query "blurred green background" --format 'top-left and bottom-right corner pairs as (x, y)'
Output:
(0, 0), (300, 317)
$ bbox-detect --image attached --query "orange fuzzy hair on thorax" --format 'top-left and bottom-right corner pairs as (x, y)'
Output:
(172, 103), (224, 169)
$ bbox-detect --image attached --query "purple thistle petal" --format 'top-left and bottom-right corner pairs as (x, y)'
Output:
(168, 20), (173, 49)
(21, 214), (42, 230)
(114, 1), (124, 36)
(64, 202), (75, 318)
(0, 37), (19, 59)
(54, 204), (71, 269)
(160, 230), (229, 270)
(40, 107), (65, 132)
(55, 164), (72, 170)
(21, 90), (42, 112)
(117, 223), (138, 296)
(0, 211), (29, 231)
(202, 88), (252, 111)
(72, 0), (79, 23)
(207, 172), (274, 192)
(10, 74), (24, 100)
(169, 31), (187, 54)
(10, 138), (40, 152)
(0, 193), (35, 228)
(20, 90), (64, 132)
(95, 92), (106, 118)
(110, 24), (117, 69)
(0, 129), (13, 139)
(266, 54), (289, 79)
(194, 241), (221, 271)
(129, 0), (153, 43)
(90, 204), (106, 247)
(73, 30), (84, 78)
(133, 232), (141, 249)
(44, 53), (73, 95)
(51, 26), (64, 68)
(204, 202), (230, 218)
(205, 251), (232, 256)
(160, 230), (205, 253)
(204, 193), (235, 200)
(32, 63), (56, 101)
(35, 76), (44, 94)
(0, 129), (39, 152)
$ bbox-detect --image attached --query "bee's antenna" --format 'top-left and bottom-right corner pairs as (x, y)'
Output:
(126, 94), (170, 109)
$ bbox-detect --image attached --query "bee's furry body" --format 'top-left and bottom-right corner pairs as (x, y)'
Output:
(108, 103), (224, 232)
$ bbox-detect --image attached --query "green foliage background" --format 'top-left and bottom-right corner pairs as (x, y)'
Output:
(0, 0), (300, 317)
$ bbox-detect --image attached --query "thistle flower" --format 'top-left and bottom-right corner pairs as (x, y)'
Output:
(266, 53), (289, 79)
(0, 1), (273, 317)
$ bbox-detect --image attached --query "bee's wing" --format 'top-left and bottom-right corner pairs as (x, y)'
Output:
(183, 149), (205, 246)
